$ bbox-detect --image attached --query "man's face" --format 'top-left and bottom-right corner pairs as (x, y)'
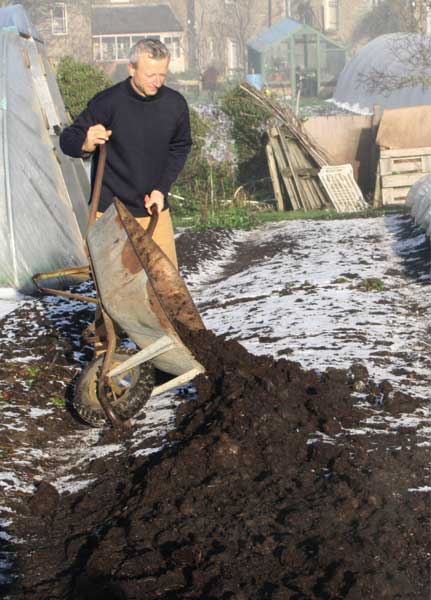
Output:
(128, 53), (170, 96)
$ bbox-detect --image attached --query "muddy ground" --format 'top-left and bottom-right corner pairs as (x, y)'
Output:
(0, 216), (430, 599)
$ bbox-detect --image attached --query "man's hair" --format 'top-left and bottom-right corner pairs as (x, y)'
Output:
(129, 39), (170, 65)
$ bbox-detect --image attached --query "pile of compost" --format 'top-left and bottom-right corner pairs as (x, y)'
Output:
(16, 325), (429, 599)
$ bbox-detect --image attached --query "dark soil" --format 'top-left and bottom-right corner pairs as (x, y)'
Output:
(0, 223), (430, 600)
(8, 332), (431, 600)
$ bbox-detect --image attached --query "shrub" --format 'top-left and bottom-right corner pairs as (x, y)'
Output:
(194, 204), (259, 230)
(220, 85), (270, 184)
(170, 109), (238, 215)
(56, 57), (113, 119)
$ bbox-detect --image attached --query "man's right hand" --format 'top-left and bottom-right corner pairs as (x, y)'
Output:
(81, 124), (112, 153)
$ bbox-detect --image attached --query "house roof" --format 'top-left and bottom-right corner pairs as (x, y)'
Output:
(248, 18), (303, 52)
(92, 4), (183, 36)
(248, 17), (344, 52)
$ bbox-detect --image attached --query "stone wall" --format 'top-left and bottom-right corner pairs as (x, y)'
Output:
(22, 0), (92, 65)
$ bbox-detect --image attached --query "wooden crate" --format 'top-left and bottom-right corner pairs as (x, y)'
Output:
(379, 147), (431, 205)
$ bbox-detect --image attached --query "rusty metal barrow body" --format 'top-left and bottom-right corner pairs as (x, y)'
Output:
(89, 198), (206, 402)
(33, 145), (206, 428)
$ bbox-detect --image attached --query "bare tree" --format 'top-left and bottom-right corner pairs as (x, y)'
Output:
(191, 2), (225, 77)
(290, 0), (320, 28)
(357, 33), (431, 94)
(353, 0), (419, 43)
(222, 0), (253, 75)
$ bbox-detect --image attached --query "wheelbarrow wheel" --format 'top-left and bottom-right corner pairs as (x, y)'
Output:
(74, 352), (155, 427)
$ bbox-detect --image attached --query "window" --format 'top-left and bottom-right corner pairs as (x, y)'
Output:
(117, 36), (131, 59)
(131, 35), (160, 46)
(227, 38), (239, 70)
(93, 38), (102, 62)
(323, 0), (339, 31)
(102, 37), (116, 61)
(286, 0), (292, 17)
(163, 36), (181, 60)
(52, 3), (67, 35)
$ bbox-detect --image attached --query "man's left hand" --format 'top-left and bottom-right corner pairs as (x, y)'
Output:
(145, 190), (164, 215)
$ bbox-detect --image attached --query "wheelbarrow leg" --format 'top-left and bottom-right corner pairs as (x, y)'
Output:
(107, 335), (175, 378)
(150, 368), (203, 397)
(96, 308), (132, 429)
(82, 307), (109, 356)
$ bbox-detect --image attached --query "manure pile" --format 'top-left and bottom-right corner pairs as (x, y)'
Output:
(17, 327), (429, 600)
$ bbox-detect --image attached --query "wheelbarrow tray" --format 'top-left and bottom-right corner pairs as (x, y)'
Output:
(86, 199), (205, 396)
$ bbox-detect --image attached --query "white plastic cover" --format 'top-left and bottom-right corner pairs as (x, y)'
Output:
(0, 3), (41, 41)
(406, 175), (431, 238)
(0, 6), (89, 293)
(332, 34), (431, 114)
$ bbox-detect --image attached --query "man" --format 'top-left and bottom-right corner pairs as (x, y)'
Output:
(60, 38), (192, 268)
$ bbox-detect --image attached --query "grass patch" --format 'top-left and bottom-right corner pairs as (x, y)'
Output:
(50, 395), (66, 408)
(26, 366), (40, 378)
(173, 204), (407, 230)
(357, 277), (385, 292)
(256, 205), (407, 223)
(173, 205), (259, 230)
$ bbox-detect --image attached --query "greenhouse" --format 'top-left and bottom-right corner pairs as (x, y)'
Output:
(0, 5), (89, 292)
(247, 18), (346, 99)
(333, 33), (431, 113)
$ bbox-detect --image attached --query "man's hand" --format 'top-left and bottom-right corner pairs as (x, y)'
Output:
(81, 124), (112, 153)
(145, 190), (164, 215)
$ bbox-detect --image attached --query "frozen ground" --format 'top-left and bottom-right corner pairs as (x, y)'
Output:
(0, 211), (430, 594)
(187, 213), (430, 400)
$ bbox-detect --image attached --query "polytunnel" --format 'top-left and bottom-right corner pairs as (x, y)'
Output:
(332, 33), (431, 114)
(0, 5), (89, 293)
(406, 176), (431, 239)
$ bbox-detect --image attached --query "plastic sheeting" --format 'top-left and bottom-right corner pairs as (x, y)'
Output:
(406, 175), (431, 239)
(0, 5), (89, 293)
(0, 3), (41, 41)
(332, 34), (431, 114)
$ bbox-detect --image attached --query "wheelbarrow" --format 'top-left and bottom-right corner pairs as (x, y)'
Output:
(33, 145), (206, 428)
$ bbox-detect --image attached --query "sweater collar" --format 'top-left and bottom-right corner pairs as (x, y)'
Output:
(125, 77), (166, 102)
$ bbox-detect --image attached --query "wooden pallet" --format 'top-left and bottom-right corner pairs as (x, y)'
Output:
(379, 147), (431, 205)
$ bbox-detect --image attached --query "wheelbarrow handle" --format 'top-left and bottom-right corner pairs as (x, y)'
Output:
(86, 142), (159, 240)
(146, 203), (159, 239)
(87, 143), (107, 234)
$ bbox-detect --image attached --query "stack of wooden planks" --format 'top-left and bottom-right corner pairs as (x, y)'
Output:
(241, 82), (367, 213)
(266, 126), (329, 211)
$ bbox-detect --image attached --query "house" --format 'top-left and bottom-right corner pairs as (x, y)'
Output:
(92, 4), (185, 77)
(20, 0), (407, 80)
(21, 0), (185, 76)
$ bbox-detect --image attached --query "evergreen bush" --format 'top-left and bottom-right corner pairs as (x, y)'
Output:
(56, 57), (113, 119)
(220, 85), (270, 184)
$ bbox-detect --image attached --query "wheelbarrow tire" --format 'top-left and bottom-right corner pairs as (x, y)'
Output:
(74, 352), (155, 427)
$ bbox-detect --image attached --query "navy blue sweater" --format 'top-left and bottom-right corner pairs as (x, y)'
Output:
(59, 78), (192, 217)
